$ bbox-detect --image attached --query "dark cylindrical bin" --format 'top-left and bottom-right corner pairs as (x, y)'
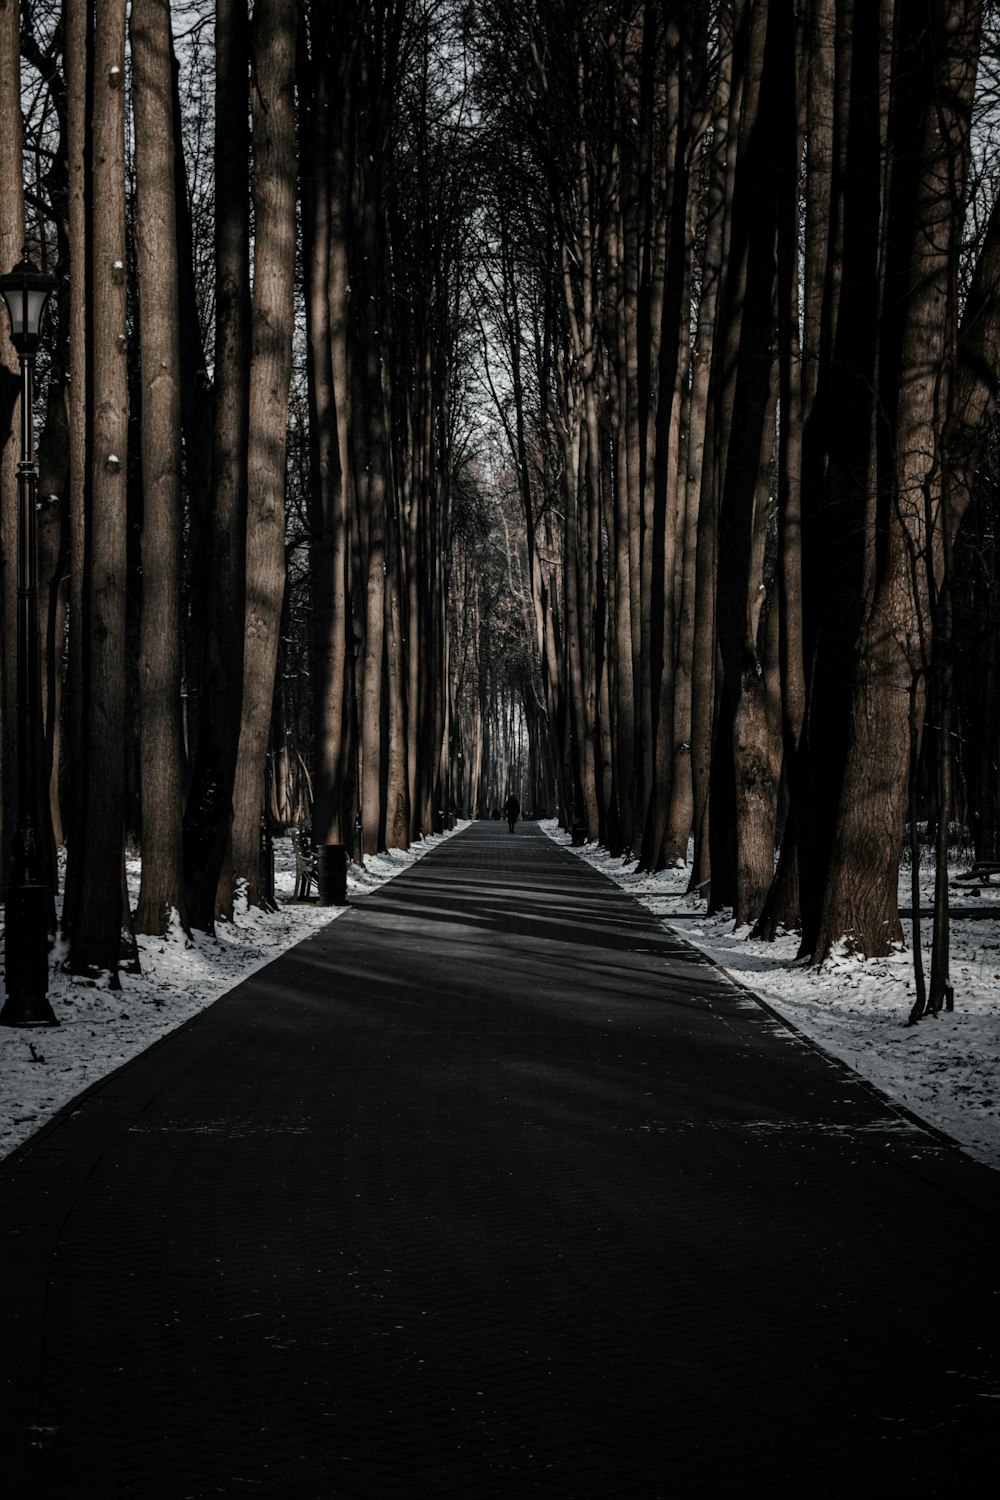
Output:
(571, 822), (587, 847)
(316, 844), (349, 906)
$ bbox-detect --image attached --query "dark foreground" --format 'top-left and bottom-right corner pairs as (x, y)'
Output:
(1, 822), (997, 1497)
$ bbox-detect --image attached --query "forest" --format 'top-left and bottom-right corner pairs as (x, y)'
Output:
(1, 0), (999, 1017)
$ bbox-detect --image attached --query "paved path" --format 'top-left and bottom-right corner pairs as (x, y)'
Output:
(2, 821), (998, 1498)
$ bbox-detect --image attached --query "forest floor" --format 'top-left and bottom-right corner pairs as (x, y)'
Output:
(1, 818), (998, 1172)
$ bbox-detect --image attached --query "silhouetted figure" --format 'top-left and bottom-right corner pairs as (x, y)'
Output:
(504, 794), (520, 832)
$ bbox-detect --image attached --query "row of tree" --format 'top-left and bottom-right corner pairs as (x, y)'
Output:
(469, 0), (1000, 1003)
(0, 0), (502, 987)
(2, 0), (999, 1005)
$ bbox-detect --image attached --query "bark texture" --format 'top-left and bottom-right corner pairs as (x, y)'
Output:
(231, 0), (298, 906)
(131, 0), (187, 937)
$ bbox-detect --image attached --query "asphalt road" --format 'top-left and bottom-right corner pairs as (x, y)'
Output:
(1, 820), (997, 1497)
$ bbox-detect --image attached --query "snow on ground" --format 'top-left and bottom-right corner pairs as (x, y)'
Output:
(541, 819), (1000, 1172)
(0, 826), (467, 1161)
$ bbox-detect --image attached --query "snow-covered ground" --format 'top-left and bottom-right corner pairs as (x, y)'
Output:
(541, 819), (1000, 1172)
(3, 817), (997, 1174)
(0, 827), (466, 1161)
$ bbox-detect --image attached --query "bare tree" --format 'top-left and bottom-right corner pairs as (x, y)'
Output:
(301, 5), (356, 852)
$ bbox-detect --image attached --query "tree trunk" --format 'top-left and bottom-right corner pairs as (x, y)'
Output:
(231, 0), (298, 907)
(357, 287), (388, 855)
(182, 0), (251, 932)
(37, 390), (69, 857)
(641, 8), (694, 872)
(59, 0), (89, 939)
(302, 22), (353, 849)
(68, 0), (130, 979)
(732, 495), (783, 928)
(0, 0), (26, 888)
(664, 74), (727, 868)
(172, 22), (213, 769)
(131, 0), (187, 937)
(754, 0), (811, 940)
(795, 0), (884, 954)
(689, 0), (742, 895)
(384, 438), (410, 849)
(707, 0), (775, 917)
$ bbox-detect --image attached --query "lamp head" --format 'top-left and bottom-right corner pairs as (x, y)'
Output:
(0, 253), (57, 357)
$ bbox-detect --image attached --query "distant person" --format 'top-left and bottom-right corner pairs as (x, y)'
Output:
(504, 793), (520, 833)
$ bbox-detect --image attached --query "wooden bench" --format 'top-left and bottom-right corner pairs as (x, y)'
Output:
(953, 861), (1000, 886)
(290, 827), (318, 900)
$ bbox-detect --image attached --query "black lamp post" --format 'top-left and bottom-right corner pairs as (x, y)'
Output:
(0, 252), (58, 1028)
(352, 630), (363, 865)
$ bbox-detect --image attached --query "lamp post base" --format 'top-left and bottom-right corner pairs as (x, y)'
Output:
(2, 881), (57, 1027)
(0, 993), (58, 1027)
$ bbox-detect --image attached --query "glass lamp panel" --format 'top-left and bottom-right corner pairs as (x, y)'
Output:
(23, 287), (50, 337)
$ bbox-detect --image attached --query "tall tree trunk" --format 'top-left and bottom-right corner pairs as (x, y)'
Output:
(707, 0), (776, 917)
(357, 252), (388, 857)
(172, 21), (213, 769)
(0, 0), (26, 889)
(68, 0), (130, 978)
(59, 0), (89, 939)
(641, 8), (692, 872)
(404, 395), (423, 839)
(385, 480), (410, 848)
(610, 53), (640, 858)
(751, 0), (811, 940)
(131, 0), (187, 937)
(732, 396), (783, 928)
(37, 390), (69, 857)
(231, 0), (298, 906)
(795, 0), (883, 954)
(919, 169), (1000, 1006)
(302, 21), (353, 849)
(689, 0), (742, 894)
(182, 0), (251, 931)
(664, 89), (725, 868)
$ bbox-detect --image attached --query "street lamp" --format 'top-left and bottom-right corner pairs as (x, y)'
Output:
(0, 252), (58, 1027)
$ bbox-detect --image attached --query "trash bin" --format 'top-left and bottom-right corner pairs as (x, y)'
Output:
(316, 844), (349, 906)
(571, 821), (587, 847)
